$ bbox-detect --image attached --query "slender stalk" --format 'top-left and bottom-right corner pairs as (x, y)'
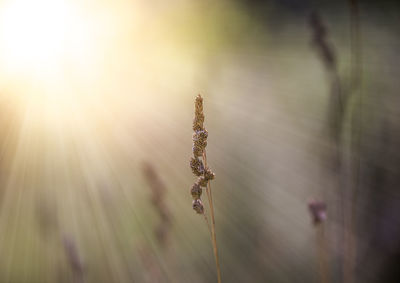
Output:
(191, 94), (220, 282)
(308, 200), (330, 283)
(204, 151), (214, 205)
(203, 213), (212, 238)
(308, 12), (344, 283)
(317, 225), (330, 283)
(202, 151), (221, 283)
(345, 1), (362, 282)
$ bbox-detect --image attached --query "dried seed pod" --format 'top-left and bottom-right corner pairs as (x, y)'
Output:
(193, 130), (208, 144)
(192, 199), (204, 214)
(195, 95), (203, 112)
(193, 95), (205, 131)
(193, 117), (204, 132)
(196, 129), (208, 140)
(198, 176), (208, 187)
(190, 157), (204, 176)
(191, 183), (202, 199)
(193, 130), (208, 153)
(192, 146), (203, 157)
(204, 168), (215, 181)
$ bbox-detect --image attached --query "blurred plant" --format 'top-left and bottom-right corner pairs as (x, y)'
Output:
(308, 200), (330, 283)
(136, 162), (173, 282)
(142, 162), (172, 248)
(35, 193), (59, 239)
(62, 235), (86, 283)
(308, 200), (327, 226)
(309, 4), (363, 283)
(309, 11), (337, 73)
(189, 94), (221, 283)
(308, 13), (345, 283)
(346, 1), (363, 282)
(309, 10), (344, 146)
(137, 247), (163, 283)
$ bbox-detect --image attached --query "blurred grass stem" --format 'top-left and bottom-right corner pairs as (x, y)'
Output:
(345, 0), (363, 282)
(317, 225), (331, 283)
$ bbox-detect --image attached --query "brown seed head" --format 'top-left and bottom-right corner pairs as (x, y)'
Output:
(191, 183), (202, 199)
(193, 95), (205, 131)
(192, 199), (204, 214)
(192, 146), (203, 157)
(204, 168), (215, 181)
(193, 130), (208, 148)
(197, 176), (208, 187)
(192, 130), (208, 156)
(193, 129), (208, 142)
(190, 157), (204, 176)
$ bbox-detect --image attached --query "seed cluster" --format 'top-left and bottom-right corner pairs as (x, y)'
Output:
(190, 95), (215, 214)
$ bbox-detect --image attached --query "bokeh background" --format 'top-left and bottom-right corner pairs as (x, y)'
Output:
(0, 0), (399, 282)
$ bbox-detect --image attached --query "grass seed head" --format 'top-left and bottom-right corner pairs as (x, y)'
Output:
(190, 157), (205, 176)
(192, 146), (203, 157)
(192, 129), (208, 156)
(192, 199), (204, 214)
(193, 95), (205, 131)
(190, 95), (215, 215)
(191, 183), (202, 199)
(197, 176), (208, 187)
(204, 168), (215, 181)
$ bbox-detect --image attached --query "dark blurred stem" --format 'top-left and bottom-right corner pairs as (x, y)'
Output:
(317, 225), (331, 283)
(203, 150), (222, 283)
(345, 1), (363, 283)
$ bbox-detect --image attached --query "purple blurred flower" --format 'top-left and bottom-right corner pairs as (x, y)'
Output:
(308, 200), (327, 225)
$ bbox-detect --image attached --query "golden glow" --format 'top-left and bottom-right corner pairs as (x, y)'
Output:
(0, 0), (122, 124)
(0, 0), (90, 74)
(0, 0), (204, 125)
(0, 0), (98, 122)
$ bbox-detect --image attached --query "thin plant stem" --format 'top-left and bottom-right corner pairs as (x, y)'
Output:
(317, 225), (331, 283)
(203, 213), (212, 238)
(203, 151), (214, 204)
(345, 1), (363, 282)
(202, 150), (222, 283)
